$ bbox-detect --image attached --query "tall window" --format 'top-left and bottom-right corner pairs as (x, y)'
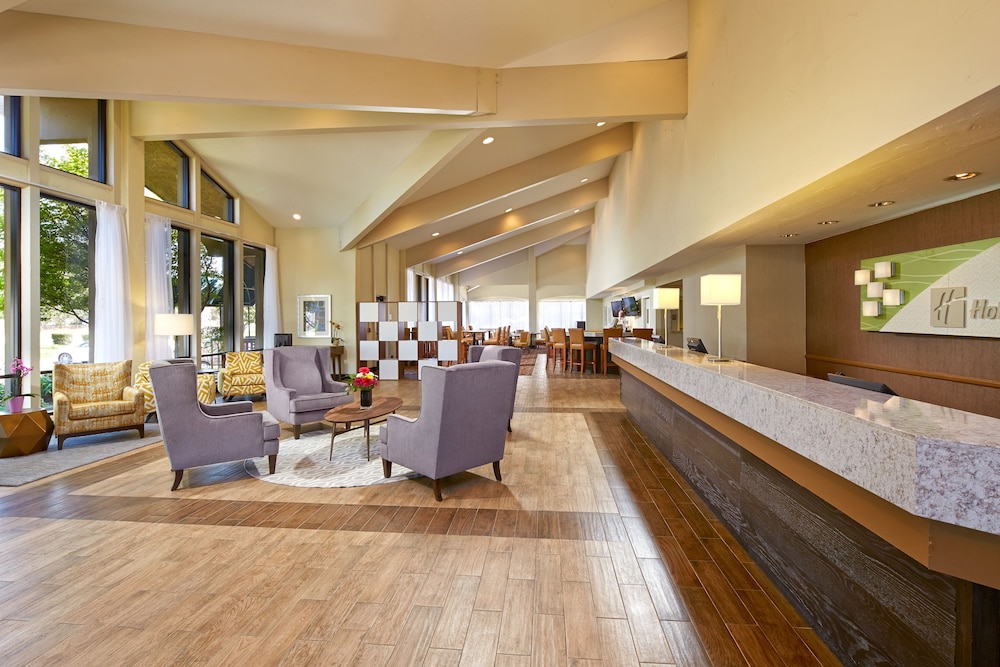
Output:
(468, 300), (529, 330)
(538, 299), (586, 328)
(242, 245), (265, 350)
(170, 226), (193, 357)
(38, 98), (106, 182)
(145, 141), (189, 208)
(39, 195), (95, 369)
(200, 235), (233, 364)
(201, 170), (234, 222)
(1, 185), (21, 396)
(1, 96), (20, 156)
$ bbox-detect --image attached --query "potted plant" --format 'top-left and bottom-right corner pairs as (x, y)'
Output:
(330, 320), (343, 347)
(1, 358), (38, 413)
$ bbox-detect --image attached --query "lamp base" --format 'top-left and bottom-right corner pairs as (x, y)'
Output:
(706, 356), (735, 363)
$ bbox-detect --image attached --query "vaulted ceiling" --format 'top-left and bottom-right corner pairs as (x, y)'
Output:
(1, 0), (690, 280)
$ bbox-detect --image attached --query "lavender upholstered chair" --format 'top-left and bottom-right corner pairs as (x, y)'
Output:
(467, 344), (521, 432)
(264, 346), (352, 438)
(148, 361), (281, 491)
(379, 360), (517, 501)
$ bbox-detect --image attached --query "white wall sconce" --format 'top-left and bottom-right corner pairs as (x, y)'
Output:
(874, 261), (894, 279)
(700, 274), (742, 362)
(866, 282), (884, 298)
(883, 289), (905, 306)
(862, 301), (882, 317)
(854, 269), (872, 285)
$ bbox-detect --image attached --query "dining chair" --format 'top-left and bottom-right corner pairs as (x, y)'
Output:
(549, 328), (568, 370)
(632, 328), (654, 340)
(569, 328), (598, 374)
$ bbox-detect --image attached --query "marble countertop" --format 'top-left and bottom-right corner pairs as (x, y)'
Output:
(610, 338), (1000, 537)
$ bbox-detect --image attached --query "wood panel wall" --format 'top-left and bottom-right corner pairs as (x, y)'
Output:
(805, 189), (1000, 418)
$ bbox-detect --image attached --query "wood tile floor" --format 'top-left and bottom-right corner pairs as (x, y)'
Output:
(0, 354), (842, 666)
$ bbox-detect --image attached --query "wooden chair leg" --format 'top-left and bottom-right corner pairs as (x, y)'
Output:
(293, 424), (301, 439)
(382, 459), (392, 478)
(171, 469), (184, 491)
(432, 478), (443, 502)
(268, 454), (277, 474)
(137, 425), (145, 438)
(493, 460), (502, 482)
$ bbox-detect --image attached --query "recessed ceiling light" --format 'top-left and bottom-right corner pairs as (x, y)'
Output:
(596, 121), (606, 127)
(574, 209), (581, 213)
(868, 200), (895, 207)
(457, 251), (463, 255)
(780, 233), (798, 238)
(945, 171), (979, 181)
(580, 177), (589, 183)
(431, 232), (440, 237)
(292, 213), (301, 220)
(482, 136), (494, 145)
(505, 207), (513, 213)
(817, 220), (839, 225)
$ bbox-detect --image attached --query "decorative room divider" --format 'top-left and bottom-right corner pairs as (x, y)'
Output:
(356, 301), (463, 380)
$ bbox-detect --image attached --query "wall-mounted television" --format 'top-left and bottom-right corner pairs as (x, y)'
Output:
(611, 299), (623, 316)
(827, 372), (896, 396)
(622, 296), (641, 316)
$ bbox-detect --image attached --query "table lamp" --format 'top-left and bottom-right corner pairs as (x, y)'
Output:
(155, 313), (195, 358)
(654, 287), (680, 343)
(700, 274), (742, 362)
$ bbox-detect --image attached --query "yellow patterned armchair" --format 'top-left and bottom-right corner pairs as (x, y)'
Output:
(53, 360), (145, 450)
(135, 359), (217, 414)
(217, 351), (266, 399)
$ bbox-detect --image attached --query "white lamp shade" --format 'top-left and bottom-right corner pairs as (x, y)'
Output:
(883, 289), (905, 306)
(854, 269), (872, 285)
(654, 287), (680, 310)
(862, 301), (882, 317)
(866, 282), (884, 298)
(700, 274), (742, 306)
(874, 261), (894, 279)
(155, 313), (194, 336)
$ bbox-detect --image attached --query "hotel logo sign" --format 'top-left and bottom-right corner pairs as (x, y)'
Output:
(930, 287), (966, 328)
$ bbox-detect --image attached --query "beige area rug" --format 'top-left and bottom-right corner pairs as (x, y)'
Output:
(0, 424), (162, 487)
(244, 428), (420, 488)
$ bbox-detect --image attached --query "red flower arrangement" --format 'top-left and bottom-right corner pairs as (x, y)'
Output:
(349, 367), (379, 392)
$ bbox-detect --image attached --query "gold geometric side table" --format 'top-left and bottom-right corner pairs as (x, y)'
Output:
(0, 408), (55, 458)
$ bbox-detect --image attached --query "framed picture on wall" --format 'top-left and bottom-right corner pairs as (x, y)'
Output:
(297, 294), (331, 338)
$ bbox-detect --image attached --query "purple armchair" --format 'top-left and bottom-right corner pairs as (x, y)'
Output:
(263, 346), (353, 438)
(379, 360), (517, 501)
(148, 361), (281, 491)
(468, 344), (521, 431)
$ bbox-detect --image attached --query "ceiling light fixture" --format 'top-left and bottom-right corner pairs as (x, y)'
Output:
(431, 232), (440, 237)
(292, 213), (301, 220)
(574, 209), (581, 213)
(596, 121), (606, 127)
(580, 177), (589, 183)
(457, 251), (463, 255)
(945, 171), (979, 181)
(780, 233), (798, 238)
(817, 220), (838, 225)
(482, 136), (494, 145)
(868, 200), (895, 207)
(505, 207), (513, 213)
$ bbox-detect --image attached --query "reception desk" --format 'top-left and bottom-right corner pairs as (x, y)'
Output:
(610, 338), (999, 667)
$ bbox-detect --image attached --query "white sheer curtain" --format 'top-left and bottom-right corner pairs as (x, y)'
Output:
(263, 245), (281, 347)
(467, 299), (529, 330)
(538, 299), (587, 328)
(145, 213), (174, 360)
(436, 277), (454, 301)
(93, 202), (133, 362)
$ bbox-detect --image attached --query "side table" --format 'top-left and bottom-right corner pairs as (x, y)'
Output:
(0, 408), (55, 457)
(329, 345), (345, 379)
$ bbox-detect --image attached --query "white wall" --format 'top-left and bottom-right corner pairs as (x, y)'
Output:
(588, 0), (1000, 297)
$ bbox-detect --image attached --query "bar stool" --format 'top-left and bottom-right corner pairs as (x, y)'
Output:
(569, 328), (597, 373)
(549, 328), (568, 370)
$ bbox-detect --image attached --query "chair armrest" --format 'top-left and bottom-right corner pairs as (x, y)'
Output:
(321, 377), (350, 394)
(202, 401), (253, 416)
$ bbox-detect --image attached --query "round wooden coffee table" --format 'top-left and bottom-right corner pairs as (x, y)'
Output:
(324, 396), (403, 461)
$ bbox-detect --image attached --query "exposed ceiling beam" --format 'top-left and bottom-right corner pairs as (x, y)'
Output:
(404, 178), (607, 266)
(0, 11), (486, 114)
(435, 209), (594, 276)
(458, 250), (530, 284)
(339, 130), (478, 250)
(128, 60), (686, 139)
(357, 124), (632, 248)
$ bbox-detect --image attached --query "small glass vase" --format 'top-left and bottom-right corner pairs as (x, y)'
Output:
(360, 389), (373, 410)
